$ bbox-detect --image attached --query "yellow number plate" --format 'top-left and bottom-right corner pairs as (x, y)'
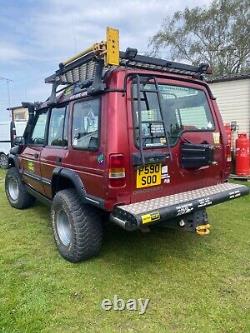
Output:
(136, 164), (162, 188)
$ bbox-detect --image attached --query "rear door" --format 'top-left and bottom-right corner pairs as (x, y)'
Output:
(127, 76), (224, 203)
(65, 97), (105, 201)
(40, 104), (69, 198)
(20, 108), (48, 194)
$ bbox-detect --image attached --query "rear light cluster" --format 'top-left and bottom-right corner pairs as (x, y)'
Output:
(225, 144), (232, 162)
(224, 123), (232, 163)
(109, 154), (126, 187)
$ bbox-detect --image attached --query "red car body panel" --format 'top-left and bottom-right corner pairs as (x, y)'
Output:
(19, 68), (229, 212)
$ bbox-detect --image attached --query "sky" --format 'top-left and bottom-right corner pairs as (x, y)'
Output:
(0, 0), (212, 121)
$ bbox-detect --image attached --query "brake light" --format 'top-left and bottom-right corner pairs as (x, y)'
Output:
(109, 154), (126, 187)
(224, 123), (232, 163)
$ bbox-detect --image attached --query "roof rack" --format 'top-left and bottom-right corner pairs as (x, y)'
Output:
(45, 27), (212, 103)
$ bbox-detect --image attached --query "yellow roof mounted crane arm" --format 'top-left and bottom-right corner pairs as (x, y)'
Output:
(63, 26), (119, 67)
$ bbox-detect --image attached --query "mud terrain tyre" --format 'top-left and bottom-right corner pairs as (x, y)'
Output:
(51, 189), (103, 262)
(5, 167), (36, 209)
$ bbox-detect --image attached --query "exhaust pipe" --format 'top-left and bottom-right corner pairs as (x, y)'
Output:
(110, 214), (138, 231)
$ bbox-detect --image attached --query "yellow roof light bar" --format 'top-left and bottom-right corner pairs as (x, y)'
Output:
(63, 27), (119, 67)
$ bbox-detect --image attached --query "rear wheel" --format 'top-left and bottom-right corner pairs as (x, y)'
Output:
(5, 167), (36, 209)
(51, 189), (103, 262)
(0, 153), (8, 169)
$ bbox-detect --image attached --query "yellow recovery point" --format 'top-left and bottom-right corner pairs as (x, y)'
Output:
(196, 224), (211, 236)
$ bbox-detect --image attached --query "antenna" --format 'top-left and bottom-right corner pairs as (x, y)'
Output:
(0, 75), (13, 119)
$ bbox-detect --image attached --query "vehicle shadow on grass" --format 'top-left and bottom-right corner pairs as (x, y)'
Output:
(27, 202), (210, 270)
(101, 220), (207, 267)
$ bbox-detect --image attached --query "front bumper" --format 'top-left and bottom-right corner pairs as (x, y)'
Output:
(110, 183), (249, 231)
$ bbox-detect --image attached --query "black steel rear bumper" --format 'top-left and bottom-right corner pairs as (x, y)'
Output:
(110, 183), (249, 231)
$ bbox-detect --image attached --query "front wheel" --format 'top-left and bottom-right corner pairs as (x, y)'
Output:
(51, 189), (103, 262)
(5, 167), (36, 209)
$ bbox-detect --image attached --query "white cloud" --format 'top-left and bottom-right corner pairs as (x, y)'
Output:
(0, 42), (28, 62)
(1, 0), (213, 64)
(0, 0), (213, 119)
(27, 0), (213, 61)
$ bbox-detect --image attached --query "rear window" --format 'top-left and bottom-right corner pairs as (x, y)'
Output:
(132, 83), (214, 147)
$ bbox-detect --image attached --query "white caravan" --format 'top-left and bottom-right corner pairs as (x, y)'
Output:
(0, 121), (27, 168)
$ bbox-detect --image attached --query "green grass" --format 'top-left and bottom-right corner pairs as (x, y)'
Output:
(0, 169), (249, 333)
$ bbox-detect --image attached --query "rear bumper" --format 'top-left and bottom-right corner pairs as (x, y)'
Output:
(110, 183), (249, 231)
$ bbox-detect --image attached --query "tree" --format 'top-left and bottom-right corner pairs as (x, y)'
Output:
(150, 0), (249, 77)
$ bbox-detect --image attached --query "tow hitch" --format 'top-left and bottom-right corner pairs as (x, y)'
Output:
(196, 224), (211, 236)
(155, 209), (211, 234)
(176, 209), (210, 234)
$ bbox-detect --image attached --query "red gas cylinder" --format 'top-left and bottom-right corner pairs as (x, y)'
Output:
(235, 133), (250, 176)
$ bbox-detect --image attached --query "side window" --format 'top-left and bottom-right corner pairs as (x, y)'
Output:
(30, 110), (48, 145)
(72, 99), (100, 150)
(48, 106), (68, 146)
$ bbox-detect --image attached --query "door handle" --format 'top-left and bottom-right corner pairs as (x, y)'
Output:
(34, 153), (39, 159)
(56, 156), (62, 165)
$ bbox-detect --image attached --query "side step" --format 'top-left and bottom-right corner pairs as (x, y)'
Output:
(110, 183), (249, 231)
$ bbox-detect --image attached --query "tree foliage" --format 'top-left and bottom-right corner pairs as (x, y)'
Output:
(150, 0), (249, 76)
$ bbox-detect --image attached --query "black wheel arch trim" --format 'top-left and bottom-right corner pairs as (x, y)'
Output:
(8, 154), (19, 169)
(52, 167), (104, 209)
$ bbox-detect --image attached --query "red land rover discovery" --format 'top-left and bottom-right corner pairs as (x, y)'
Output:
(5, 28), (249, 262)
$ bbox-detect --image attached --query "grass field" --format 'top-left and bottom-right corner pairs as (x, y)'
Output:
(0, 169), (249, 333)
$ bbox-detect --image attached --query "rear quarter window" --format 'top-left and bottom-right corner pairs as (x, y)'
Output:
(72, 98), (100, 150)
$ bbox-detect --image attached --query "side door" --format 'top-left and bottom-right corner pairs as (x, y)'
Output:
(66, 97), (105, 201)
(20, 108), (49, 194)
(40, 104), (69, 198)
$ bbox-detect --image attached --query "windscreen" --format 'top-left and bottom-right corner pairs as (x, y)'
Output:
(132, 83), (214, 147)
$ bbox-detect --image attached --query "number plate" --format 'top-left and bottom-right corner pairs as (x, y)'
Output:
(136, 164), (162, 188)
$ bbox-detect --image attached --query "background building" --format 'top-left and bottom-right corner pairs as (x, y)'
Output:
(208, 74), (250, 137)
(9, 105), (29, 122)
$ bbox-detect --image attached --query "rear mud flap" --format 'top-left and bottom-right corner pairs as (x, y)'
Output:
(110, 183), (249, 231)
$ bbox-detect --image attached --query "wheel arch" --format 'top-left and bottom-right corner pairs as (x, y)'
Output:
(8, 154), (18, 169)
(51, 167), (86, 201)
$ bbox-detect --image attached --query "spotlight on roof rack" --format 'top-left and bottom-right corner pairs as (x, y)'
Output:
(59, 62), (65, 70)
(198, 63), (212, 74)
(206, 66), (213, 75)
(124, 47), (138, 60)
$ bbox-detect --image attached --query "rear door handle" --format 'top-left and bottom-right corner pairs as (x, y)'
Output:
(56, 156), (62, 165)
(34, 153), (39, 159)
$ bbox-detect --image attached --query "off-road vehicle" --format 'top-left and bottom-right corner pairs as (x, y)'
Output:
(5, 28), (249, 262)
